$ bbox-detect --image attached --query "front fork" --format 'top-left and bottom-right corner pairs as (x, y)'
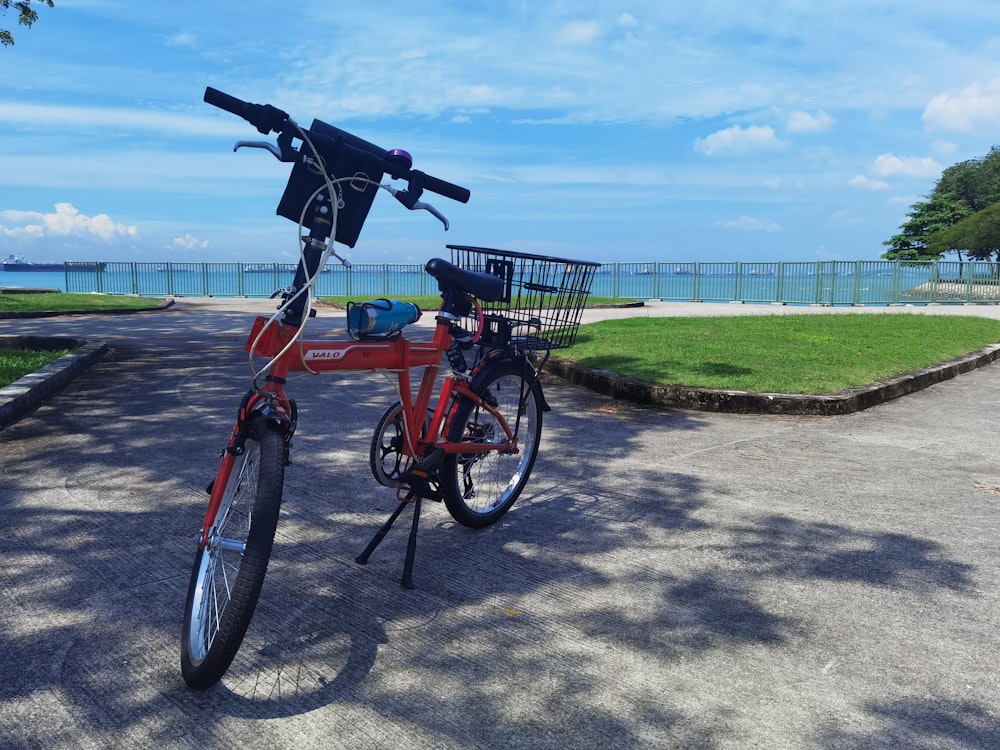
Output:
(198, 387), (297, 548)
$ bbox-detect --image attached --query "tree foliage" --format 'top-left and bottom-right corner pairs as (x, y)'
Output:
(883, 145), (1000, 262)
(882, 192), (970, 262)
(926, 202), (1000, 263)
(1, 0), (53, 47)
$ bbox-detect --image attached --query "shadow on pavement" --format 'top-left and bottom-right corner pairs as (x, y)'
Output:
(1, 303), (998, 747)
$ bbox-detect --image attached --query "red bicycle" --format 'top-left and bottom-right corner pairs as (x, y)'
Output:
(180, 88), (600, 689)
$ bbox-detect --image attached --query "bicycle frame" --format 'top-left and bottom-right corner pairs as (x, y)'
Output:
(197, 308), (519, 548)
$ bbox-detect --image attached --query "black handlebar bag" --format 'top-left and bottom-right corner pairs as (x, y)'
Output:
(276, 119), (386, 247)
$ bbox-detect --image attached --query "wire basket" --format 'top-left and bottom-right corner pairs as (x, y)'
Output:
(448, 245), (602, 350)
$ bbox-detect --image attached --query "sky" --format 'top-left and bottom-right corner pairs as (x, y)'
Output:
(3, 1), (1000, 267)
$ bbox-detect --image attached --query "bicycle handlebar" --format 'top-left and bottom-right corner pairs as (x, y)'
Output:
(204, 87), (291, 135)
(203, 86), (471, 204)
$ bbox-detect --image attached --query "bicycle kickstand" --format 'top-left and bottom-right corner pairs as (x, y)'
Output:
(401, 495), (422, 590)
(355, 450), (443, 588)
(355, 493), (423, 590)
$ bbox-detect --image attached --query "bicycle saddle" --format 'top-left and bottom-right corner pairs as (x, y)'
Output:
(425, 258), (506, 302)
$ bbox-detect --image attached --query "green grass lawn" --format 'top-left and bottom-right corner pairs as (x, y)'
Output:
(0, 348), (72, 388)
(564, 314), (1000, 394)
(0, 293), (161, 313)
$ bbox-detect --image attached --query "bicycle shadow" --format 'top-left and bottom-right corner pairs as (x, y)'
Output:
(199, 582), (389, 719)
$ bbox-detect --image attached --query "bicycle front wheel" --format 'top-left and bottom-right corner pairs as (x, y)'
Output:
(181, 418), (286, 689)
(442, 358), (542, 528)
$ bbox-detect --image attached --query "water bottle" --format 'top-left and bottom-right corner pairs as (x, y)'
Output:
(347, 299), (421, 338)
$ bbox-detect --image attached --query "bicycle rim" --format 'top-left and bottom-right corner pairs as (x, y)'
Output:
(181, 419), (285, 689)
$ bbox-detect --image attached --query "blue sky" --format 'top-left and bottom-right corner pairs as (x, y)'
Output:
(3, 1), (1000, 266)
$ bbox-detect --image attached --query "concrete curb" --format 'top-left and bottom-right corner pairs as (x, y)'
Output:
(542, 342), (1000, 415)
(0, 297), (174, 319)
(0, 337), (109, 430)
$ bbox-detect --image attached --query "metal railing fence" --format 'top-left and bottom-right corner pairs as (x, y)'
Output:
(64, 260), (1000, 305)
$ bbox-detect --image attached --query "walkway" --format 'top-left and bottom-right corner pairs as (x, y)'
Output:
(0, 299), (998, 748)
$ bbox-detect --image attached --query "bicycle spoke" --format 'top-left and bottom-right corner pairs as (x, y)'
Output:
(442, 360), (541, 527)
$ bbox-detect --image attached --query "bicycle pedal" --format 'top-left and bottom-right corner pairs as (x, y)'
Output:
(397, 469), (443, 504)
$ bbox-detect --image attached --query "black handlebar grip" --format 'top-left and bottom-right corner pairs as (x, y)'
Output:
(204, 87), (288, 135)
(204, 87), (249, 119)
(423, 173), (471, 204)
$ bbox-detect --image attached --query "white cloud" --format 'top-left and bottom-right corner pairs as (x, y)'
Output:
(0, 151), (284, 193)
(0, 102), (240, 136)
(248, 5), (1000, 128)
(848, 175), (890, 190)
(554, 20), (601, 46)
(829, 209), (863, 228)
(0, 203), (138, 241)
(717, 216), (781, 233)
(871, 153), (941, 178)
(166, 32), (197, 48)
(169, 234), (210, 251)
(695, 125), (783, 156)
(923, 80), (1000, 133)
(931, 139), (959, 158)
(787, 110), (834, 133)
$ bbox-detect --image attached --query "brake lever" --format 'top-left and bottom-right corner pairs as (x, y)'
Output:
(233, 132), (299, 163)
(382, 184), (450, 230)
(413, 200), (450, 230)
(234, 140), (281, 157)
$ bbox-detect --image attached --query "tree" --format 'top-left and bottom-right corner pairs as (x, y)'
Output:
(883, 145), (1000, 261)
(1, 0), (53, 47)
(936, 147), (1000, 212)
(882, 192), (970, 262)
(926, 202), (1000, 266)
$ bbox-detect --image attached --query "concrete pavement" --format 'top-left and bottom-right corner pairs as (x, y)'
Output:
(1, 298), (999, 748)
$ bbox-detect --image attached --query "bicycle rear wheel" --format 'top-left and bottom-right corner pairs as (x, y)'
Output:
(181, 418), (286, 689)
(442, 358), (542, 528)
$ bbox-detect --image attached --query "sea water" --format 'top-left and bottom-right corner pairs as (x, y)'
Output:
(2, 260), (987, 306)
(0, 270), (68, 291)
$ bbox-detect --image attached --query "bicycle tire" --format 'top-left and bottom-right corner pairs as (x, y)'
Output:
(441, 358), (542, 528)
(181, 418), (286, 689)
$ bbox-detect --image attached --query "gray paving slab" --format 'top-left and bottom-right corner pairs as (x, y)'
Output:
(1, 298), (999, 748)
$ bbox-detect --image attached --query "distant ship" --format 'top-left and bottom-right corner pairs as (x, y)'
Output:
(2, 254), (106, 272)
